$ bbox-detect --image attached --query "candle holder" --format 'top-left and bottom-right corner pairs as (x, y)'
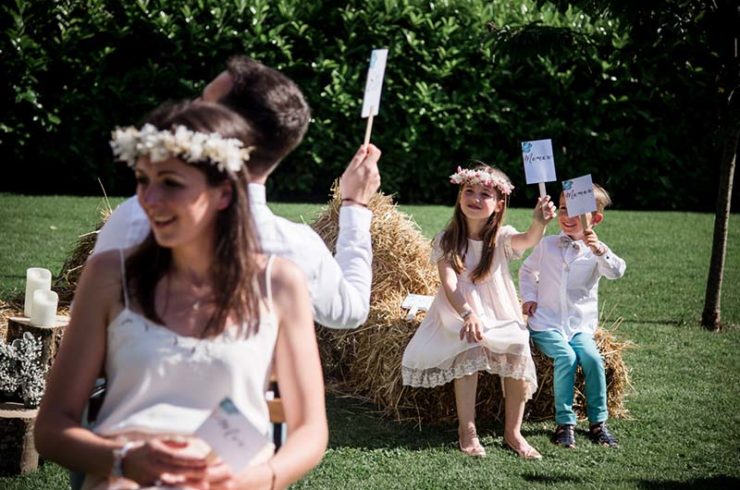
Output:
(23, 268), (52, 318)
(29, 290), (59, 328)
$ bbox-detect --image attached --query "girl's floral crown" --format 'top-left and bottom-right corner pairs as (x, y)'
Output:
(110, 123), (253, 173)
(449, 167), (514, 196)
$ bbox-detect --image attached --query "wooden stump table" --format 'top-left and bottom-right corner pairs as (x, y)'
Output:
(0, 316), (67, 475)
(6, 315), (69, 374)
(0, 402), (39, 476)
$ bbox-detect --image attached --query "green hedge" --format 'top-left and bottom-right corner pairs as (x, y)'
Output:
(0, 0), (727, 210)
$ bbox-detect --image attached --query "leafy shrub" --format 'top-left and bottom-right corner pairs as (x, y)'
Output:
(0, 0), (729, 210)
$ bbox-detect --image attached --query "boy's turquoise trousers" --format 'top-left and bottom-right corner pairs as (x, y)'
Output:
(529, 330), (608, 425)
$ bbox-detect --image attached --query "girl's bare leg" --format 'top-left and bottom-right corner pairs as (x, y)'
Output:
(503, 377), (541, 459)
(454, 372), (485, 455)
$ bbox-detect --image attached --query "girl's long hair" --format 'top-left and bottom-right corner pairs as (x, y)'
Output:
(126, 101), (262, 337)
(440, 164), (510, 283)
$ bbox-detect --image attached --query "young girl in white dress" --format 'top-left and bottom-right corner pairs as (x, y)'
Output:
(402, 164), (555, 459)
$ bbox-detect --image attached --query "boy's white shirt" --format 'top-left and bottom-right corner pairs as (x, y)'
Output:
(92, 183), (373, 329)
(519, 232), (625, 340)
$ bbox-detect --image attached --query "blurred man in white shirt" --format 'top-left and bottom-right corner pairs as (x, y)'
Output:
(94, 56), (380, 329)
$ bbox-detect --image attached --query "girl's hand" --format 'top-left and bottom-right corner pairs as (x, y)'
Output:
(459, 312), (483, 343)
(122, 438), (209, 488)
(522, 301), (537, 317)
(583, 229), (605, 255)
(533, 196), (556, 225)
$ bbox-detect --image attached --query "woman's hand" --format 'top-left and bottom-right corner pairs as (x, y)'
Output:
(459, 311), (483, 343)
(209, 462), (274, 490)
(123, 438), (209, 488)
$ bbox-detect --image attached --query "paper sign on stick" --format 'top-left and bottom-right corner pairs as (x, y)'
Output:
(562, 174), (597, 219)
(361, 48), (388, 118)
(194, 397), (272, 473)
(522, 139), (557, 186)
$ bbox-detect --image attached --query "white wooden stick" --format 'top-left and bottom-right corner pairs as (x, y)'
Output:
(538, 182), (549, 219)
(363, 110), (375, 146)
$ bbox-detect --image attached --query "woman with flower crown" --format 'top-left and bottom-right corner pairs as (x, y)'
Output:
(402, 163), (556, 459)
(35, 100), (327, 489)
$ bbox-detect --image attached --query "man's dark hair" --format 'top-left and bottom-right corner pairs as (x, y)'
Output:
(221, 55), (311, 175)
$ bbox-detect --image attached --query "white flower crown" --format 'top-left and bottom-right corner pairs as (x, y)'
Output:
(449, 166), (514, 195)
(110, 124), (253, 173)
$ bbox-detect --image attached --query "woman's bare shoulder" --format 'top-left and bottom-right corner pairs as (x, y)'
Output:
(267, 255), (307, 292)
(78, 249), (125, 296)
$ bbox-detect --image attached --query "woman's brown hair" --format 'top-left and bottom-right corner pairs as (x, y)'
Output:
(126, 100), (261, 337)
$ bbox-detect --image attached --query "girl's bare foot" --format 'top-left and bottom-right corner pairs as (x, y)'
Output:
(503, 432), (542, 460)
(458, 425), (486, 457)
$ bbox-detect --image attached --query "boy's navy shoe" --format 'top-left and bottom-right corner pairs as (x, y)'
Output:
(589, 422), (619, 448)
(552, 424), (576, 448)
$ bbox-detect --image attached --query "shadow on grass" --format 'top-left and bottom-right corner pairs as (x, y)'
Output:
(327, 394), (454, 451)
(326, 394), (548, 451)
(522, 473), (586, 484)
(636, 476), (740, 489)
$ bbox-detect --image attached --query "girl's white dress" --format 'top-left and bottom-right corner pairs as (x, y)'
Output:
(402, 225), (537, 398)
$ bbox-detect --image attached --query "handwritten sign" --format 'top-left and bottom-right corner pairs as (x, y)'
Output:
(521, 139), (557, 185)
(194, 397), (271, 473)
(562, 174), (597, 217)
(361, 48), (388, 118)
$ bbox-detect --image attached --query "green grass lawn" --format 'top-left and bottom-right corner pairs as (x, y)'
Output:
(1, 193), (738, 489)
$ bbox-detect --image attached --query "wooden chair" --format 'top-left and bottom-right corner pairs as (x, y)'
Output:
(267, 373), (285, 450)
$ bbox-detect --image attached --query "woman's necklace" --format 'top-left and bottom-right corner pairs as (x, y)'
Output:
(164, 270), (212, 315)
(183, 270), (211, 311)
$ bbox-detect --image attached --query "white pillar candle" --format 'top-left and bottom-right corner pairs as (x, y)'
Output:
(30, 289), (59, 327)
(24, 267), (52, 317)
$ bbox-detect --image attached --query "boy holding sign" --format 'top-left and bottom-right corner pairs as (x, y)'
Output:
(518, 178), (626, 449)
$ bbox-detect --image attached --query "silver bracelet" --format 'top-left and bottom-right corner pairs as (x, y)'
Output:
(461, 309), (473, 320)
(111, 441), (138, 477)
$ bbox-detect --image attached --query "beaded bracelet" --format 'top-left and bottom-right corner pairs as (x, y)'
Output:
(341, 198), (369, 208)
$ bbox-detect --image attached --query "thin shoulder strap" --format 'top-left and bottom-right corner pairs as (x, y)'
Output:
(264, 255), (275, 310)
(118, 248), (129, 308)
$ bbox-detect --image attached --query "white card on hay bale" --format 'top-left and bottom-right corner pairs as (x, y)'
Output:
(401, 294), (434, 321)
(312, 187), (632, 426)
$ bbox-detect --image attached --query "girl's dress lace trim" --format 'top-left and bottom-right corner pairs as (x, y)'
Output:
(402, 349), (537, 399)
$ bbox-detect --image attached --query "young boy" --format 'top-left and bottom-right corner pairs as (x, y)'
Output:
(519, 184), (626, 448)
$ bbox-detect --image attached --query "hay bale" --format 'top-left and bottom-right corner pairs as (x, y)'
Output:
(312, 188), (439, 380)
(53, 209), (110, 305)
(312, 188), (632, 425)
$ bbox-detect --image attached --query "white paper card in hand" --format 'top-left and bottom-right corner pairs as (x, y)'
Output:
(194, 397), (271, 473)
(521, 139), (557, 184)
(361, 48), (389, 118)
(562, 174), (597, 217)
